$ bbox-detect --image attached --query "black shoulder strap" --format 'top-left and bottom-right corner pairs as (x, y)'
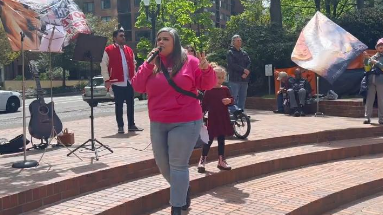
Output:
(160, 62), (203, 100)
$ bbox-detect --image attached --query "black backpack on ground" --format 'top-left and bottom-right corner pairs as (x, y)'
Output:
(0, 135), (30, 154)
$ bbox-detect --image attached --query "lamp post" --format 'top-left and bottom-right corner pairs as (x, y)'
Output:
(143, 0), (161, 45)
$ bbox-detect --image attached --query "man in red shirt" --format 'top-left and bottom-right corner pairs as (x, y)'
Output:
(101, 29), (143, 133)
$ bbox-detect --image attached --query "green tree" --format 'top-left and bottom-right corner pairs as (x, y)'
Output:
(0, 23), (20, 65)
(280, 0), (357, 30)
(135, 0), (214, 61)
(336, 8), (383, 49)
(207, 1), (297, 96)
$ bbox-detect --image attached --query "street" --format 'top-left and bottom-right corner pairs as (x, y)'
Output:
(0, 95), (148, 129)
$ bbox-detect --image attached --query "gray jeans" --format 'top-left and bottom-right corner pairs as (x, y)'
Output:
(150, 119), (202, 207)
(287, 88), (306, 108)
(365, 74), (383, 122)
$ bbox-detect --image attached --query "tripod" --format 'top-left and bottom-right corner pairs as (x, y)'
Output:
(67, 34), (112, 160)
(26, 25), (81, 163)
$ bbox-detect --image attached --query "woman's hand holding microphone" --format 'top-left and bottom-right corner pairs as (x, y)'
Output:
(147, 47), (162, 65)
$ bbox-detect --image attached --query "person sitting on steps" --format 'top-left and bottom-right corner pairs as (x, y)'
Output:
(287, 68), (312, 117)
(273, 71), (292, 114)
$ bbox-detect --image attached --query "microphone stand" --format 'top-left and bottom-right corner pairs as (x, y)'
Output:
(12, 32), (38, 168)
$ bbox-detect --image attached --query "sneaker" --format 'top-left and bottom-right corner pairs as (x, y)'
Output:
(363, 119), (371, 124)
(217, 155), (231, 171)
(294, 111), (300, 117)
(273, 110), (284, 114)
(128, 125), (144, 132)
(118, 127), (124, 134)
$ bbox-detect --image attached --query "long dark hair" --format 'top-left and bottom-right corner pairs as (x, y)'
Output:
(154, 27), (187, 77)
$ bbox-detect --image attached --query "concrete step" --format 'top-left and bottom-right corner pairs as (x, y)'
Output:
(150, 153), (383, 215)
(22, 137), (383, 215)
(324, 191), (383, 215)
(4, 123), (383, 215)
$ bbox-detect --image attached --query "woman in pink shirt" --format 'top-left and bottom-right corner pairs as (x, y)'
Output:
(131, 27), (216, 215)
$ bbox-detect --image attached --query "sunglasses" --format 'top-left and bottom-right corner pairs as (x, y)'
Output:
(118, 35), (125, 38)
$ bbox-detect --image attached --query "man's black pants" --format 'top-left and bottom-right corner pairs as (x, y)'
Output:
(112, 83), (135, 128)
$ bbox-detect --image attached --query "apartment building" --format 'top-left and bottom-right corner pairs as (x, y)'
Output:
(78, 0), (244, 47)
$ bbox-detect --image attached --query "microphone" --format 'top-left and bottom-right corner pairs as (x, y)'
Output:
(147, 47), (162, 63)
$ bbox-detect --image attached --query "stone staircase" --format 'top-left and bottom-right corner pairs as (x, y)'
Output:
(18, 133), (383, 215)
(151, 153), (383, 215)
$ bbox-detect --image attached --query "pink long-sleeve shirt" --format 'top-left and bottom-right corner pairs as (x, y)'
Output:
(132, 55), (216, 123)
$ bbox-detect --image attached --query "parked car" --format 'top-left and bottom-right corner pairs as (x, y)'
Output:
(0, 90), (22, 113)
(82, 76), (147, 107)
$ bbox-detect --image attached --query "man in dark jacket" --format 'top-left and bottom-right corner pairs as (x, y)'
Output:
(287, 68), (312, 117)
(227, 34), (251, 110)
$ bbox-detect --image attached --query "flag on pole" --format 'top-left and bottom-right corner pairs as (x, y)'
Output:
(0, 0), (91, 51)
(291, 11), (367, 84)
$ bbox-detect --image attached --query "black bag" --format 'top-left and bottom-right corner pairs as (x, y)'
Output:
(160, 62), (207, 149)
(0, 135), (30, 154)
(160, 62), (204, 100)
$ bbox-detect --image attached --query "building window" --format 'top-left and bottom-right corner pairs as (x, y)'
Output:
(125, 31), (133, 41)
(83, 2), (94, 13)
(118, 13), (132, 30)
(134, 0), (141, 7)
(101, 16), (111, 22)
(221, 0), (226, 9)
(118, 0), (131, 13)
(231, 0), (236, 15)
(101, 0), (111, 9)
(135, 31), (151, 41)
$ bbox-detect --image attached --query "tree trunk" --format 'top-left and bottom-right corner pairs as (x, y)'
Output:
(314, 0), (320, 11)
(314, 0), (321, 11)
(62, 69), (66, 87)
(357, 0), (364, 9)
(325, 0), (331, 16)
(270, 0), (282, 27)
(333, 0), (339, 17)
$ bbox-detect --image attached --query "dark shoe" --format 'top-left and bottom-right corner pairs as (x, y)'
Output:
(293, 111), (300, 117)
(128, 125), (144, 132)
(181, 186), (191, 211)
(171, 206), (182, 215)
(197, 156), (207, 173)
(118, 127), (124, 134)
(364, 119), (371, 124)
(273, 110), (284, 114)
(300, 110), (305, 116)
